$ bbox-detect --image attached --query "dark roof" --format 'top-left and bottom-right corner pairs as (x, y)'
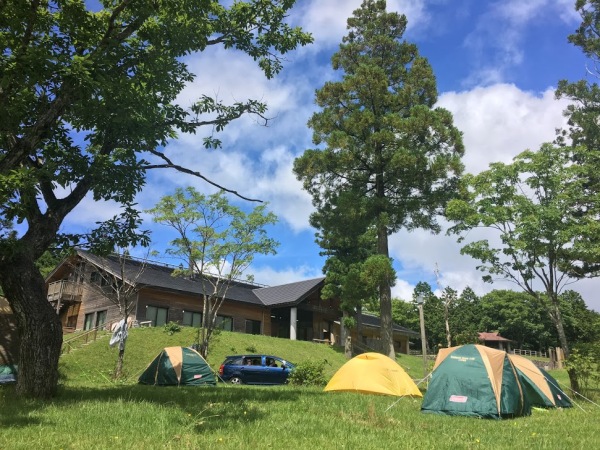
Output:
(77, 250), (264, 306)
(359, 313), (419, 337)
(74, 250), (326, 308)
(68, 252), (417, 336)
(252, 277), (325, 307)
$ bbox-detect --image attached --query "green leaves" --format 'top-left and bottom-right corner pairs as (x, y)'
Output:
(0, 0), (310, 260)
(448, 143), (600, 287)
(147, 187), (279, 281)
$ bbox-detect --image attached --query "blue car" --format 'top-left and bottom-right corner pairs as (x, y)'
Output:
(218, 354), (295, 385)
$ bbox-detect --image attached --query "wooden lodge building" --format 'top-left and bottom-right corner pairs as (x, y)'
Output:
(45, 250), (418, 354)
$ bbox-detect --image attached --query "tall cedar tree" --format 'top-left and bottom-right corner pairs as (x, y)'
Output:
(293, 0), (464, 357)
(0, 0), (311, 398)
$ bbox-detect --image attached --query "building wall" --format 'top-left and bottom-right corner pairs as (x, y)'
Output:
(45, 257), (415, 353)
(136, 287), (270, 334)
(76, 284), (122, 330)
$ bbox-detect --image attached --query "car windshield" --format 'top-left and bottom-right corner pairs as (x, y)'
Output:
(276, 358), (294, 369)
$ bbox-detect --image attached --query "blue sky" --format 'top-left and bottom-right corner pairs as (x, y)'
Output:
(62, 0), (600, 311)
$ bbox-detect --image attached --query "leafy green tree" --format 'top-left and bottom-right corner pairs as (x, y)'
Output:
(314, 194), (381, 357)
(391, 298), (419, 332)
(35, 250), (68, 280)
(294, 0), (464, 358)
(478, 290), (549, 350)
(148, 188), (279, 358)
(556, 0), (600, 277)
(559, 291), (600, 346)
(448, 287), (480, 345)
(446, 143), (600, 390)
(0, 0), (310, 398)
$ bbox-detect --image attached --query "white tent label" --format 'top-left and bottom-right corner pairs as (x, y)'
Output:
(449, 395), (468, 403)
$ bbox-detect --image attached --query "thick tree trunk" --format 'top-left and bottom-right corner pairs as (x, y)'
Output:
(0, 251), (62, 398)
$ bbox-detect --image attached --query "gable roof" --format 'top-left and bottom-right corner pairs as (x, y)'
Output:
(75, 250), (264, 306)
(478, 332), (512, 342)
(252, 277), (325, 307)
(54, 252), (417, 336)
(67, 250), (325, 308)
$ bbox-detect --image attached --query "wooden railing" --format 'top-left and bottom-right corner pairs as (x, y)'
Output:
(61, 320), (117, 355)
(511, 348), (548, 358)
(47, 280), (83, 303)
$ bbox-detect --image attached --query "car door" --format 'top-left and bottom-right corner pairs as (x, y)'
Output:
(265, 357), (289, 384)
(240, 356), (264, 384)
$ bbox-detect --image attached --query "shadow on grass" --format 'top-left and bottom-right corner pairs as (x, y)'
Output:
(0, 382), (324, 433)
(0, 384), (44, 427)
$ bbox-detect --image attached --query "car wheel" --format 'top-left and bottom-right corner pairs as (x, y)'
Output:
(229, 376), (243, 385)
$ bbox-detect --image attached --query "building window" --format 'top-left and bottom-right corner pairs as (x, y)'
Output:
(84, 313), (94, 331)
(146, 305), (168, 327)
(183, 311), (202, 327)
(90, 270), (110, 286)
(215, 315), (233, 331)
(84, 310), (108, 331)
(95, 310), (107, 328)
(245, 319), (261, 335)
(90, 271), (101, 284)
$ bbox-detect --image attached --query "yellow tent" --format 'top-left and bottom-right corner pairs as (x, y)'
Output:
(324, 352), (422, 397)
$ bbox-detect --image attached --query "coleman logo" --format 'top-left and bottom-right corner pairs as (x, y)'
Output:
(449, 395), (468, 403)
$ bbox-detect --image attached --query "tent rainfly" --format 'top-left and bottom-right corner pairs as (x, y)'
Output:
(508, 353), (571, 408)
(324, 352), (422, 397)
(421, 344), (531, 419)
(138, 346), (216, 386)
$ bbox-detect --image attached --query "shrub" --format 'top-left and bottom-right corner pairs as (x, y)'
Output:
(565, 343), (600, 392)
(289, 360), (327, 386)
(245, 345), (257, 353)
(163, 321), (181, 336)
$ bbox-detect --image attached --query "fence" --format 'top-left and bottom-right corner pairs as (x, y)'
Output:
(410, 348), (548, 359)
(511, 348), (548, 359)
(61, 319), (118, 354)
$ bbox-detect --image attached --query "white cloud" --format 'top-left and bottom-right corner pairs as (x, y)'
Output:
(248, 264), (323, 287)
(387, 83), (600, 312)
(391, 278), (417, 302)
(297, 0), (430, 52)
(437, 84), (571, 174)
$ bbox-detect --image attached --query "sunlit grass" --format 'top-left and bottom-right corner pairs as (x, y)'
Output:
(1, 328), (598, 449)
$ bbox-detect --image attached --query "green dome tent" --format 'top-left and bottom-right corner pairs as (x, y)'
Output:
(421, 344), (531, 419)
(139, 346), (216, 386)
(508, 354), (571, 408)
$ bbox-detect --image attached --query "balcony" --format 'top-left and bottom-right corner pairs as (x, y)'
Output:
(47, 280), (83, 305)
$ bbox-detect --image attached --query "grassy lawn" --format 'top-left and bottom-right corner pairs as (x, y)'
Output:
(1, 327), (598, 449)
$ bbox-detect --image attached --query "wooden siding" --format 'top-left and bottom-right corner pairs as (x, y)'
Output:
(44, 257), (414, 354)
(136, 287), (269, 333)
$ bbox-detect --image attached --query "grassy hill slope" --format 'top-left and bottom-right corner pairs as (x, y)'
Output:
(59, 326), (426, 386)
